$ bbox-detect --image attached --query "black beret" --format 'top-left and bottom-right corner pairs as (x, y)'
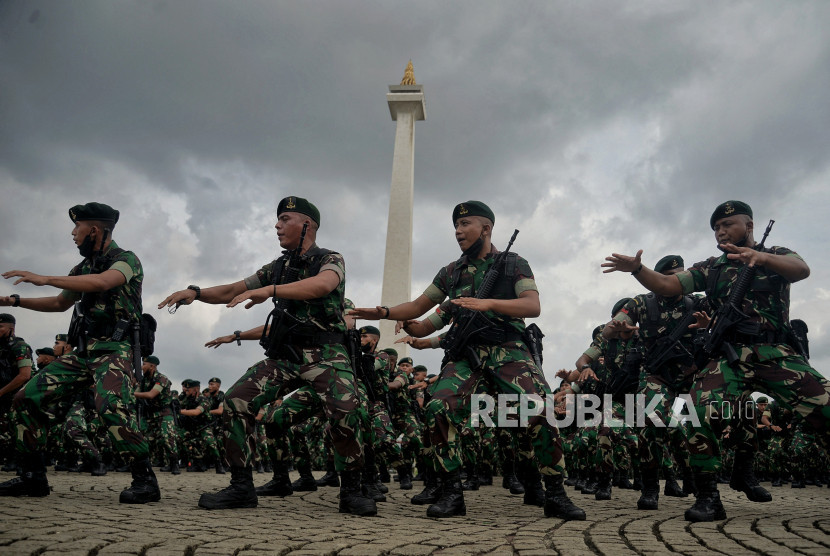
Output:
(654, 255), (684, 274)
(69, 202), (120, 224)
(452, 201), (495, 225)
(359, 326), (380, 337)
(36, 347), (55, 356)
(144, 355), (160, 366)
(0, 313), (15, 324)
(710, 200), (752, 230)
(55, 334), (69, 342)
(612, 298), (632, 318)
(209, 377), (221, 384)
(399, 357), (413, 366)
(278, 196), (320, 227)
(381, 348), (398, 357)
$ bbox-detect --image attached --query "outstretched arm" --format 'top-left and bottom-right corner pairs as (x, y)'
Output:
(601, 250), (682, 297)
(351, 294), (437, 321)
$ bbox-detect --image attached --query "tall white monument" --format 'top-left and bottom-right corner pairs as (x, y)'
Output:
(378, 61), (426, 352)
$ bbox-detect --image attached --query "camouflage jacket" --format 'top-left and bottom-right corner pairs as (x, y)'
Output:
(423, 245), (537, 335)
(615, 294), (702, 353)
(677, 246), (802, 335)
(179, 393), (212, 430)
(205, 390), (225, 424)
(244, 243), (347, 335)
(138, 370), (174, 415)
(61, 240), (143, 351)
(0, 336), (33, 389)
(583, 324), (641, 383)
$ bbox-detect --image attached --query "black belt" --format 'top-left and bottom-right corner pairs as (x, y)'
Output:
(283, 331), (346, 347)
(724, 330), (786, 345)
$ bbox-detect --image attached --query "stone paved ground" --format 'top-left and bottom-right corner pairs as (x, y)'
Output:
(1, 470), (829, 555)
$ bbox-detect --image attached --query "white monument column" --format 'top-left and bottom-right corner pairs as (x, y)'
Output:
(378, 62), (426, 353)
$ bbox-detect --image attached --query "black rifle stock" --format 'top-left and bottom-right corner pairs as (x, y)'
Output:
(701, 220), (775, 365)
(645, 306), (697, 376)
(260, 223), (309, 360)
(439, 229), (519, 367)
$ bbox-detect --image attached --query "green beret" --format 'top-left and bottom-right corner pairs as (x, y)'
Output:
(654, 255), (684, 274)
(209, 377), (221, 384)
(452, 200), (495, 225)
(144, 355), (160, 366)
(710, 200), (752, 229)
(612, 298), (632, 318)
(278, 196), (320, 227)
(381, 348), (398, 357)
(414, 365), (428, 373)
(756, 396), (769, 403)
(69, 202), (120, 224)
(399, 357), (413, 366)
(359, 325), (380, 337)
(36, 347), (55, 357)
(55, 334), (69, 342)
(182, 379), (200, 388)
(0, 313), (15, 325)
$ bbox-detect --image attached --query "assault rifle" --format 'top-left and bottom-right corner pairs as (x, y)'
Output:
(260, 223), (309, 360)
(701, 220), (775, 366)
(439, 229), (519, 368)
(645, 303), (698, 376)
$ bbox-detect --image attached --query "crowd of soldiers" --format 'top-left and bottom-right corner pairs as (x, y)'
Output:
(0, 196), (828, 524)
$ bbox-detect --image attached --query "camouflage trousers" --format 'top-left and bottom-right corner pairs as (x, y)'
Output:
(424, 341), (565, 475)
(14, 345), (148, 459)
(687, 343), (830, 473)
(264, 387), (323, 464)
(596, 400), (638, 474)
(0, 397), (16, 457)
(223, 345), (365, 471)
(178, 425), (219, 461)
(766, 433), (790, 474)
(144, 411), (178, 464)
(391, 409), (424, 462)
(369, 401), (404, 469)
(63, 394), (99, 460)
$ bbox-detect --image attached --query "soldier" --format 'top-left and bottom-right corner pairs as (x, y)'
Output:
(0, 314), (33, 469)
(0, 202), (159, 503)
(134, 356), (179, 474)
(603, 255), (708, 509)
(602, 200), (830, 521)
(34, 348), (56, 373)
(159, 196), (375, 515)
(387, 355), (422, 490)
(177, 379), (221, 472)
(205, 377), (226, 471)
(53, 334), (72, 357)
(352, 200), (585, 520)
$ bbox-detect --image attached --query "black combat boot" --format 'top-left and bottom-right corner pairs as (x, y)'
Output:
(411, 467), (441, 505)
(361, 466), (386, 502)
(427, 470), (466, 518)
(255, 460), (293, 497)
(90, 457), (108, 477)
(119, 458), (161, 504)
(682, 467), (697, 495)
(479, 463), (493, 486)
(664, 469), (687, 497)
(502, 459), (525, 494)
(581, 471), (598, 495)
(198, 466), (257, 509)
(617, 471), (633, 490)
(729, 451), (771, 502)
(564, 469), (578, 487)
(0, 453), (50, 497)
(684, 472), (727, 522)
(520, 462), (545, 507)
(543, 475), (586, 520)
(637, 469), (659, 510)
(214, 459), (226, 475)
(398, 465), (413, 490)
(770, 472), (782, 487)
(632, 470), (643, 491)
(594, 472), (613, 501)
(791, 471), (805, 488)
(574, 470), (587, 492)
(461, 462), (480, 491)
(316, 460), (339, 487)
(378, 464), (391, 483)
(291, 464), (318, 491)
(339, 469), (378, 516)
(170, 459), (181, 475)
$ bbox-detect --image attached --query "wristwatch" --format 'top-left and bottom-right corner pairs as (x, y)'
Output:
(187, 285), (201, 300)
(580, 364), (591, 370)
(234, 330), (242, 346)
(10, 294), (20, 307)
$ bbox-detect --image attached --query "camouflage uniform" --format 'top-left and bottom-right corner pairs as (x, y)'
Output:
(178, 391), (219, 464)
(421, 245), (565, 476)
(388, 367), (424, 465)
(366, 351), (404, 470)
(205, 388), (225, 463)
(678, 247), (830, 473)
(222, 245), (366, 472)
(138, 370), (177, 466)
(14, 241), (149, 460)
(62, 388), (100, 463)
(0, 335), (33, 456)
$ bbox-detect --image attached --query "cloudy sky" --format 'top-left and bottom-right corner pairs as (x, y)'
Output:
(2, 0), (828, 391)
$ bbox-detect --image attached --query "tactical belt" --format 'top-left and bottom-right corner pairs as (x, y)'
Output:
(469, 330), (525, 348)
(724, 330), (786, 345)
(283, 331), (346, 348)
